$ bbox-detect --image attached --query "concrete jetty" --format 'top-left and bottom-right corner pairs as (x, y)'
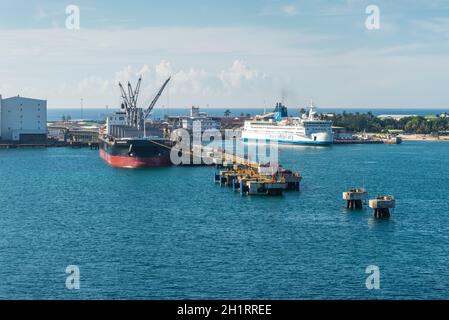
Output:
(343, 188), (368, 209)
(214, 163), (301, 196)
(369, 195), (395, 218)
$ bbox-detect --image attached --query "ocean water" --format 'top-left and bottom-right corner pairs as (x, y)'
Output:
(47, 107), (449, 121)
(0, 142), (449, 299)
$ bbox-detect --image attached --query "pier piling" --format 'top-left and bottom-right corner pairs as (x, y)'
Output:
(369, 195), (395, 219)
(343, 188), (368, 209)
(208, 145), (301, 197)
(214, 163), (301, 197)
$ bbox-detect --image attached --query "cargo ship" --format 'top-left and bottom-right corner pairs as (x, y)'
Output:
(99, 136), (172, 168)
(241, 102), (333, 145)
(99, 77), (173, 168)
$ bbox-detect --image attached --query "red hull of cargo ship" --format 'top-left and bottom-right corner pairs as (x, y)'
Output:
(99, 148), (171, 168)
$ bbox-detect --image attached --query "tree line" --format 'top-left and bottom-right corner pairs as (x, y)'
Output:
(322, 112), (449, 134)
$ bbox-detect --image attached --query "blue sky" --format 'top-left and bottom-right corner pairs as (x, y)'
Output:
(1, 0), (449, 108)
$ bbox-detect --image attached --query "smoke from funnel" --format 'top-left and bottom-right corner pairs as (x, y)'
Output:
(280, 88), (298, 106)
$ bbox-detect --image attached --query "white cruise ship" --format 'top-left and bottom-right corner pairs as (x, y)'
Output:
(241, 103), (333, 145)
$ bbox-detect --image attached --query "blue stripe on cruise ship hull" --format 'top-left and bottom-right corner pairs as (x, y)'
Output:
(241, 138), (333, 146)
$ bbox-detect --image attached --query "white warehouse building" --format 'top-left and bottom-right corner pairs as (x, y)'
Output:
(0, 95), (47, 143)
(181, 106), (220, 132)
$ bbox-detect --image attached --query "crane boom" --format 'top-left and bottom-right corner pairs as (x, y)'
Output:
(144, 77), (171, 119)
(132, 77), (142, 107)
(127, 82), (134, 108)
(119, 82), (131, 111)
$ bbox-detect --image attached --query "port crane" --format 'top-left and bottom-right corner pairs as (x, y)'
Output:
(144, 77), (171, 120)
(118, 76), (171, 132)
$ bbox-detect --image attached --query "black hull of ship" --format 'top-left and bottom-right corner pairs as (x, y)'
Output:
(99, 137), (172, 168)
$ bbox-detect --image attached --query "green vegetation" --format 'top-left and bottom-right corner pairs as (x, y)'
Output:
(323, 112), (449, 134)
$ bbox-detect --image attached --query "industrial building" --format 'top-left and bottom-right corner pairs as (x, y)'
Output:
(0, 95), (47, 143)
(181, 106), (220, 131)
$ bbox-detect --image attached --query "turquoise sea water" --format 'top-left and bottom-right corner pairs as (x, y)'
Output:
(0, 141), (449, 299)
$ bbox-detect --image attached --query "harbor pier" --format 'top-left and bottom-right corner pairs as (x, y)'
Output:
(214, 162), (301, 196)
(343, 188), (368, 209)
(369, 195), (395, 218)
(206, 144), (301, 196)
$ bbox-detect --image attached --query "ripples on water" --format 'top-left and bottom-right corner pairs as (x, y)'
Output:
(0, 142), (448, 299)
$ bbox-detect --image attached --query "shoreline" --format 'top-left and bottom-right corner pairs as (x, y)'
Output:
(398, 134), (449, 142)
(359, 133), (449, 142)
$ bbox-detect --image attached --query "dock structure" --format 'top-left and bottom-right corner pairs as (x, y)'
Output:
(89, 142), (99, 150)
(67, 141), (99, 149)
(214, 162), (301, 196)
(198, 145), (262, 170)
(343, 188), (368, 209)
(369, 195), (395, 218)
(206, 145), (301, 196)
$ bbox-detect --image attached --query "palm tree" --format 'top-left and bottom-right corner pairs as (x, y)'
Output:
(224, 109), (231, 117)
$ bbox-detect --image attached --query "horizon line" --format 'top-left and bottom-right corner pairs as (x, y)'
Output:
(46, 106), (449, 110)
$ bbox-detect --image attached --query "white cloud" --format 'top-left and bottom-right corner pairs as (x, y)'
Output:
(220, 60), (265, 88)
(32, 7), (62, 27)
(33, 8), (48, 22)
(259, 4), (299, 17)
(281, 5), (298, 17)
(173, 68), (214, 96)
(77, 76), (109, 92)
(155, 60), (172, 80)
(138, 64), (151, 77)
(71, 60), (271, 107)
(114, 66), (135, 85)
(1, 26), (449, 108)
(413, 17), (449, 34)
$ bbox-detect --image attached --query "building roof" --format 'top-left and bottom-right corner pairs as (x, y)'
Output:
(1, 95), (46, 103)
(378, 114), (417, 120)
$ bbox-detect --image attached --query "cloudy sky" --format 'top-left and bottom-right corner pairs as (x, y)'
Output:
(1, 0), (449, 108)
